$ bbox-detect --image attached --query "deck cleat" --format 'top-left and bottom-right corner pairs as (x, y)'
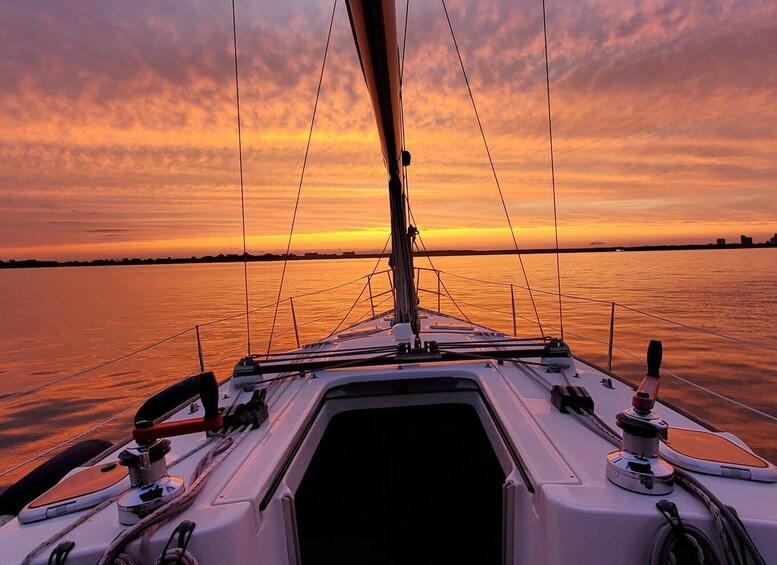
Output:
(607, 340), (674, 495)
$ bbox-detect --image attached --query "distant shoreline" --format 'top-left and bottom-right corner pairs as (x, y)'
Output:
(1, 242), (774, 269)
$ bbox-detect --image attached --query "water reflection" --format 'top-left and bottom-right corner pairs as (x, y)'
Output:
(1, 248), (775, 488)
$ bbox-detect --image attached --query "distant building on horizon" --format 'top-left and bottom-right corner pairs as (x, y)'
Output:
(716, 238), (726, 246)
(740, 235), (753, 246)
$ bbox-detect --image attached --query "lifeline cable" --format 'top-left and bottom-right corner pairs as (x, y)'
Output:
(330, 234), (392, 335)
(267, 0), (338, 355)
(541, 0), (564, 341)
(441, 0), (544, 337)
(407, 204), (472, 323)
(231, 0), (252, 356)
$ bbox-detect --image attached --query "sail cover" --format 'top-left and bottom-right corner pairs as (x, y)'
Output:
(345, 0), (403, 177)
(346, 0), (418, 331)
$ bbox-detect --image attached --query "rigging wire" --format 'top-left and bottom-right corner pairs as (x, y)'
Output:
(0, 269), (392, 407)
(231, 0), (252, 356)
(330, 234), (392, 335)
(397, 1), (470, 322)
(0, 400), (143, 480)
(541, 0), (564, 341)
(435, 266), (777, 353)
(407, 205), (472, 322)
(267, 0), (338, 355)
(440, 0), (544, 338)
(396, 0), (447, 318)
(0, 327), (194, 403)
(400, 0), (410, 83)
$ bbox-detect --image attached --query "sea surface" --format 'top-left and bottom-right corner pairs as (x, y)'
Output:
(1, 248), (776, 489)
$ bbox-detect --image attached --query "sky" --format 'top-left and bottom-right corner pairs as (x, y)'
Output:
(1, 0), (776, 261)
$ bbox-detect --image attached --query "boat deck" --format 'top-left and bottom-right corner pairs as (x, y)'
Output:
(2, 310), (776, 564)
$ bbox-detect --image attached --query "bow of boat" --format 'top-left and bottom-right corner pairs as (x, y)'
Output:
(2, 310), (776, 564)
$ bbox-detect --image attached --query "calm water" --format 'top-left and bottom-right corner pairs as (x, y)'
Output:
(1, 248), (776, 489)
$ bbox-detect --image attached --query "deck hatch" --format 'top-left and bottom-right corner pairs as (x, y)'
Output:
(295, 403), (506, 564)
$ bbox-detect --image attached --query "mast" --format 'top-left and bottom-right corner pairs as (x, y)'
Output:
(346, 0), (419, 333)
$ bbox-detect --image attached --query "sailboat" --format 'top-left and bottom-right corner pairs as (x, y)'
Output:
(1, 1), (776, 563)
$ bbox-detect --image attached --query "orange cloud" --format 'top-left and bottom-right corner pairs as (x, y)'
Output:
(1, 0), (776, 260)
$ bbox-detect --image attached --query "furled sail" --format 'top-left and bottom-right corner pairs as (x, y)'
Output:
(346, 0), (418, 332)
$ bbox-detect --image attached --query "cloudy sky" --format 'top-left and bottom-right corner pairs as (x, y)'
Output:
(1, 0), (776, 260)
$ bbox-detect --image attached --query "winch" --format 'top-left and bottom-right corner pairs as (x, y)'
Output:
(607, 340), (675, 495)
(116, 371), (224, 524)
(116, 438), (184, 525)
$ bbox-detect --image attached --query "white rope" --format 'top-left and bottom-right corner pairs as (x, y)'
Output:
(98, 426), (252, 565)
(21, 498), (117, 565)
(156, 548), (199, 565)
(18, 430), (225, 565)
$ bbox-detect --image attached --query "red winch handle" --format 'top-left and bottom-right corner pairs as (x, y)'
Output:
(632, 340), (662, 413)
(133, 372), (223, 442)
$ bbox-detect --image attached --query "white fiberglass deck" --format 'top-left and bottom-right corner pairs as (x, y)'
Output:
(2, 310), (776, 564)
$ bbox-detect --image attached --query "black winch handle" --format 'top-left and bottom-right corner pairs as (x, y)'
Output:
(199, 371), (220, 418)
(632, 340), (663, 413)
(133, 372), (223, 442)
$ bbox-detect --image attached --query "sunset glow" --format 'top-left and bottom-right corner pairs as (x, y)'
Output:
(1, 0), (776, 260)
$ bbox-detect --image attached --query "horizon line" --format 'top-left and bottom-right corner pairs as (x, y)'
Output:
(2, 241), (775, 269)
